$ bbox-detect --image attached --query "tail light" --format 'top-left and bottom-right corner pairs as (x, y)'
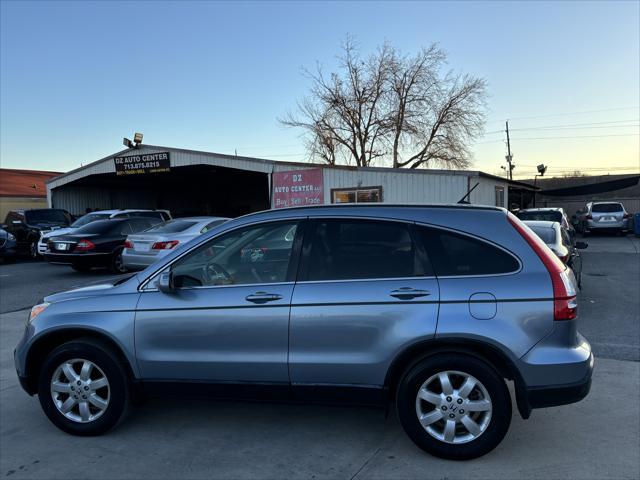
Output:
(585, 214), (593, 220)
(508, 213), (577, 320)
(74, 239), (95, 252)
(123, 239), (133, 249)
(152, 240), (179, 250)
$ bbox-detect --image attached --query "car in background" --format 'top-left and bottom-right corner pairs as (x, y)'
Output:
(38, 209), (172, 256)
(0, 227), (17, 261)
(523, 220), (587, 288)
(516, 207), (576, 244)
(2, 209), (72, 259)
(122, 216), (229, 271)
(580, 201), (630, 235)
(44, 217), (161, 273)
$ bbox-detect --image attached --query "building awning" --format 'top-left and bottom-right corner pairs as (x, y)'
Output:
(540, 175), (640, 196)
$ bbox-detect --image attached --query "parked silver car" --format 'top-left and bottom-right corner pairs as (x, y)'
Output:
(581, 201), (630, 235)
(523, 220), (587, 288)
(122, 217), (229, 271)
(14, 205), (593, 459)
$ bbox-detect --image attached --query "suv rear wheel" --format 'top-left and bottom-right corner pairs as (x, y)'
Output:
(396, 354), (511, 460)
(37, 340), (129, 435)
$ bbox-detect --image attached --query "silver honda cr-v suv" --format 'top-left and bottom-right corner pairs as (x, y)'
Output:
(14, 205), (593, 459)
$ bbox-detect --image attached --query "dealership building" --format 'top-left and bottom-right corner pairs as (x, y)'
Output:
(45, 144), (536, 217)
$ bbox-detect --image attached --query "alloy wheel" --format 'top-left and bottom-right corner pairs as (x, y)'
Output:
(415, 370), (492, 444)
(50, 358), (110, 423)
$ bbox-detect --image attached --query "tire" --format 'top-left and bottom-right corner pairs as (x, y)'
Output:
(29, 241), (41, 260)
(110, 248), (127, 274)
(396, 354), (511, 460)
(37, 339), (129, 436)
(71, 264), (91, 272)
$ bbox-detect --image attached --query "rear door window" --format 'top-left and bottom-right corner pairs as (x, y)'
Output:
(304, 219), (427, 281)
(416, 226), (520, 276)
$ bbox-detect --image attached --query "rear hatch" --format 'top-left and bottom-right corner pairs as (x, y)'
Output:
(591, 203), (624, 224)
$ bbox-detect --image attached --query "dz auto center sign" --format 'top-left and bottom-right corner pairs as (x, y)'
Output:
(272, 168), (324, 209)
(114, 152), (171, 176)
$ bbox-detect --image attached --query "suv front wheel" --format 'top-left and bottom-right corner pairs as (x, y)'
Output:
(37, 340), (129, 435)
(396, 354), (511, 460)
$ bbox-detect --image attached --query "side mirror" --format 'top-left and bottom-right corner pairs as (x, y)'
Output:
(575, 241), (588, 250)
(157, 271), (174, 293)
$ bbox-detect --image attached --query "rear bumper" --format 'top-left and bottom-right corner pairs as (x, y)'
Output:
(585, 219), (628, 230)
(122, 250), (165, 270)
(515, 321), (594, 416)
(44, 252), (111, 267)
(526, 372), (592, 409)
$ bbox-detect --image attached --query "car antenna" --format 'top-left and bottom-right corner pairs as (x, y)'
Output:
(457, 182), (479, 204)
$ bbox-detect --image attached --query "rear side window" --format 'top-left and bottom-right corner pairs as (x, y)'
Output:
(145, 220), (198, 233)
(592, 203), (623, 213)
(416, 226), (519, 276)
(304, 219), (427, 281)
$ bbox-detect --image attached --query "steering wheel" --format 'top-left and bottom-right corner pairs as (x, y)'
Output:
(202, 262), (233, 284)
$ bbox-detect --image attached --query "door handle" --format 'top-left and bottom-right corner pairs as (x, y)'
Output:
(245, 292), (283, 304)
(389, 287), (431, 300)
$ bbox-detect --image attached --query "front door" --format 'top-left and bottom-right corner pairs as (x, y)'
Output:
(135, 219), (303, 383)
(289, 218), (440, 388)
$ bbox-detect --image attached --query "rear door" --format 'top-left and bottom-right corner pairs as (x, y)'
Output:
(289, 218), (440, 388)
(415, 224), (552, 358)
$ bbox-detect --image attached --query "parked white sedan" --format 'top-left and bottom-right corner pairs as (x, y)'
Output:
(122, 216), (229, 271)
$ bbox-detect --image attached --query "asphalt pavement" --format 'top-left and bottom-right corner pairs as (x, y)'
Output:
(0, 306), (638, 479)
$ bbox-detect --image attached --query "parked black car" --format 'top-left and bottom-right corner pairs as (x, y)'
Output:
(516, 207), (576, 244)
(44, 217), (160, 273)
(0, 227), (17, 261)
(2, 209), (72, 259)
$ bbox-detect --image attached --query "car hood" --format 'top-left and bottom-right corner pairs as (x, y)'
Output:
(29, 221), (69, 230)
(44, 274), (137, 303)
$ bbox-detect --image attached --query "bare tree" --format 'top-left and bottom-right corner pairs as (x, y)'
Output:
(281, 39), (487, 169)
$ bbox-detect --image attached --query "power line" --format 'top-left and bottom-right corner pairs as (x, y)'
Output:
(504, 106), (640, 122)
(483, 118), (640, 135)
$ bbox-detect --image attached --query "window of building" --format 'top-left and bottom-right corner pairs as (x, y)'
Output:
(416, 226), (520, 276)
(304, 219), (427, 281)
(495, 186), (505, 207)
(331, 186), (382, 204)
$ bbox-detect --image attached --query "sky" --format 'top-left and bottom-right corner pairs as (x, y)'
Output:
(1, 0), (639, 179)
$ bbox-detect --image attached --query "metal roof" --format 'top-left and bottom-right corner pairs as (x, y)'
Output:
(45, 143), (537, 190)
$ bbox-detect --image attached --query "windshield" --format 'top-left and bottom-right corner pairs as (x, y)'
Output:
(74, 219), (123, 235)
(24, 209), (68, 224)
(143, 220), (198, 234)
(592, 203), (623, 213)
(529, 226), (557, 244)
(516, 211), (562, 222)
(71, 213), (111, 228)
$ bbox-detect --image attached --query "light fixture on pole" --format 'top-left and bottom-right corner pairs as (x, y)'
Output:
(533, 164), (547, 207)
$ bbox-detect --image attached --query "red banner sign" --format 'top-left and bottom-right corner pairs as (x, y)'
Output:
(272, 168), (324, 209)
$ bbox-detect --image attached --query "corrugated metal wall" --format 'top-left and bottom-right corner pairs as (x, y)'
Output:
(48, 145), (512, 213)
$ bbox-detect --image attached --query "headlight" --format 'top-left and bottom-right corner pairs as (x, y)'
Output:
(29, 303), (49, 323)
(7, 233), (15, 241)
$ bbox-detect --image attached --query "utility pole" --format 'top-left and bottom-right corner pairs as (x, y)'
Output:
(505, 121), (513, 180)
